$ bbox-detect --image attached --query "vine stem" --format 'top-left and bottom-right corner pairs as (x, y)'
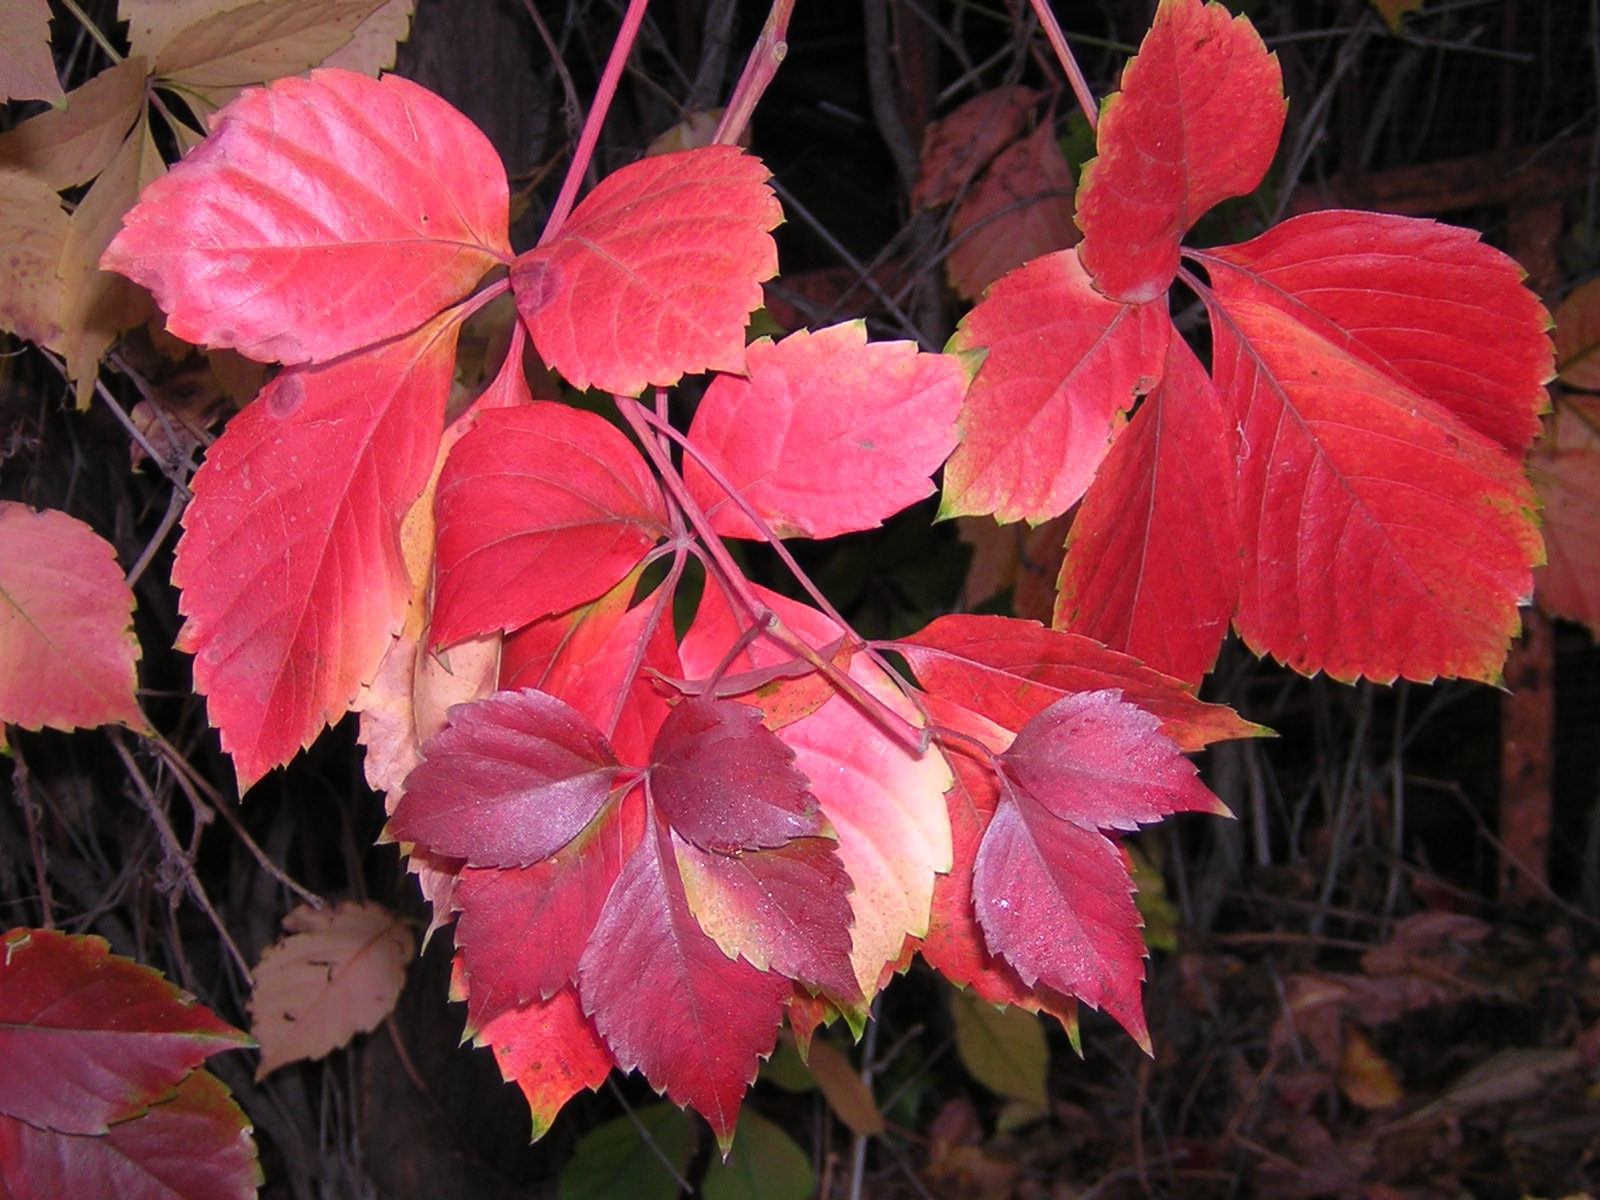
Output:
(713, 0), (795, 146)
(1028, 0), (1098, 133)
(538, 0), (653, 245)
(615, 399), (924, 753)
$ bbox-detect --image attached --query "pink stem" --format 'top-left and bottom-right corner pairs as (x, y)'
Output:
(714, 0), (795, 146)
(539, 0), (653, 244)
(1028, 0), (1098, 133)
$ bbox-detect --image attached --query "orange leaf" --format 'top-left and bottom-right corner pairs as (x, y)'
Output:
(1554, 275), (1600, 392)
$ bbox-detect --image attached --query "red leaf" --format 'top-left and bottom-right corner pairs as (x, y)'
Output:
(913, 86), (1041, 210)
(1053, 336), (1240, 685)
(650, 698), (824, 852)
(974, 795), (1149, 1044)
(681, 584), (953, 999)
(578, 819), (790, 1139)
(512, 145), (780, 396)
(0, 1070), (260, 1200)
(173, 314), (458, 788)
(500, 578), (681, 767)
(684, 322), (967, 539)
(895, 614), (1259, 751)
(1000, 690), (1227, 832)
(1199, 210), (1552, 454)
(1529, 398), (1600, 636)
(946, 119), (1079, 303)
(1205, 286), (1542, 684)
(453, 797), (640, 1033)
(103, 69), (509, 365)
(0, 503), (146, 738)
(0, 929), (249, 1136)
(1075, 0), (1284, 303)
(389, 689), (623, 868)
(474, 989), (614, 1140)
(432, 402), (668, 646)
(674, 835), (859, 1001)
(942, 248), (1170, 523)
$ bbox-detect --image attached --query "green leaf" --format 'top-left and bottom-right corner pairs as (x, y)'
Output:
(702, 1111), (814, 1200)
(948, 985), (1049, 1106)
(556, 1102), (695, 1200)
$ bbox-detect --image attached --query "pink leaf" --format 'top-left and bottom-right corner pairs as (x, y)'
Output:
(895, 614), (1259, 751)
(684, 322), (967, 539)
(103, 69), (509, 364)
(578, 819), (790, 1140)
(512, 145), (780, 395)
(942, 248), (1170, 523)
(0, 503), (146, 737)
(1205, 286), (1542, 684)
(1053, 336), (1240, 685)
(172, 314), (458, 788)
(389, 689), (623, 868)
(0, 1070), (260, 1200)
(0, 929), (249, 1136)
(1199, 210), (1552, 454)
(432, 403), (668, 646)
(946, 119), (1079, 302)
(1075, 0), (1284, 303)
(650, 698), (824, 852)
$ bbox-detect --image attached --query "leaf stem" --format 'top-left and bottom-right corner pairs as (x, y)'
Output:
(616, 399), (924, 752)
(57, 0), (123, 67)
(713, 0), (795, 146)
(538, 0), (652, 244)
(1027, 0), (1098, 133)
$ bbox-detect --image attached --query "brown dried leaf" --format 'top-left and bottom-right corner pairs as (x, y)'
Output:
(1555, 276), (1600, 392)
(1369, 0), (1426, 31)
(1530, 398), (1600, 637)
(56, 117), (162, 405)
(913, 86), (1040, 210)
(0, 56), (148, 190)
(249, 901), (414, 1079)
(801, 1037), (884, 1137)
(946, 119), (1078, 302)
(154, 0), (388, 91)
(0, 0), (63, 105)
(319, 0), (413, 74)
(0, 171), (70, 345)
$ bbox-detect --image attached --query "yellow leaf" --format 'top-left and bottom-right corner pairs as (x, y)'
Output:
(1336, 1025), (1404, 1109)
(249, 901), (414, 1079)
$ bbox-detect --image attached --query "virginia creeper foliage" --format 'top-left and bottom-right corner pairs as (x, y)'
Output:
(96, 0), (1552, 1142)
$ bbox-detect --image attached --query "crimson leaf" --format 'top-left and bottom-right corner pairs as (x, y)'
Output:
(388, 689), (623, 868)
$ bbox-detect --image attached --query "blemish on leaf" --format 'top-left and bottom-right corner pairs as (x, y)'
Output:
(511, 253), (562, 318)
(265, 375), (306, 420)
